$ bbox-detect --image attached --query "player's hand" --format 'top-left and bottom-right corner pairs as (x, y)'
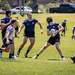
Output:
(55, 30), (59, 35)
(40, 30), (43, 34)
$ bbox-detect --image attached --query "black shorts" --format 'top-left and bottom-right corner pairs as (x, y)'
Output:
(15, 26), (19, 31)
(24, 31), (35, 38)
(1, 30), (6, 39)
(3, 38), (13, 47)
(47, 37), (60, 45)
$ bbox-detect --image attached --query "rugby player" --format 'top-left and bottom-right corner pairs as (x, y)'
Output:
(16, 12), (43, 57)
(32, 17), (65, 60)
(0, 19), (17, 59)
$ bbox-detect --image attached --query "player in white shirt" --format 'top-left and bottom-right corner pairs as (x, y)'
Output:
(0, 19), (17, 59)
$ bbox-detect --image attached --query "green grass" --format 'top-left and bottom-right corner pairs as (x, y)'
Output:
(0, 13), (75, 75)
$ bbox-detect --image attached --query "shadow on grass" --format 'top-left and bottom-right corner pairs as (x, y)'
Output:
(47, 58), (60, 61)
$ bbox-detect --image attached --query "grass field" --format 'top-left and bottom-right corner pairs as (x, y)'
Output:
(0, 13), (75, 75)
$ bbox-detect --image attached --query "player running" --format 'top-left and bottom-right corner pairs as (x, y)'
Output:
(0, 19), (17, 59)
(16, 12), (43, 57)
(32, 17), (65, 60)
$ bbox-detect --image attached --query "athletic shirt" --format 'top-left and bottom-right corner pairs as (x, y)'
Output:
(5, 25), (15, 40)
(1, 16), (12, 32)
(22, 18), (38, 32)
(47, 22), (60, 37)
(62, 22), (66, 28)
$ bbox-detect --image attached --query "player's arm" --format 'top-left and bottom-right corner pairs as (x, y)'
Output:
(47, 29), (51, 36)
(56, 24), (64, 33)
(16, 24), (24, 35)
(6, 30), (11, 44)
(37, 21), (43, 34)
(1, 20), (11, 29)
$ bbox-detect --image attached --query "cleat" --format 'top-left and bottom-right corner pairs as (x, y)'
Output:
(16, 52), (20, 57)
(32, 55), (38, 59)
(9, 56), (17, 59)
(62, 57), (65, 61)
(71, 56), (75, 63)
(24, 54), (27, 58)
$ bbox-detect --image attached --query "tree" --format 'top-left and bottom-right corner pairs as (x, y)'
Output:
(0, 0), (11, 10)
(32, 0), (38, 13)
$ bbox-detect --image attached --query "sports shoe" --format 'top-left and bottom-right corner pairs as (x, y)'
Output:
(62, 57), (65, 61)
(71, 56), (75, 63)
(16, 52), (20, 57)
(9, 56), (17, 60)
(32, 55), (38, 59)
(24, 54), (28, 58)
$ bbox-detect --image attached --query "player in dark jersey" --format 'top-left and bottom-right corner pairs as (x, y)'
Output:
(61, 19), (67, 36)
(16, 12), (43, 57)
(71, 26), (75, 39)
(33, 17), (65, 60)
(0, 10), (12, 58)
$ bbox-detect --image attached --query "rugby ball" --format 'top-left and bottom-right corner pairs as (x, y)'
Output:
(50, 29), (55, 37)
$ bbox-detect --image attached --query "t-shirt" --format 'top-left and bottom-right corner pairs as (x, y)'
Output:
(22, 18), (38, 32)
(6, 25), (15, 40)
(1, 16), (12, 33)
(47, 22), (60, 37)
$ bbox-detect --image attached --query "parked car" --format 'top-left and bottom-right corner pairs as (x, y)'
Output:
(11, 6), (32, 14)
(0, 9), (5, 14)
(49, 4), (75, 13)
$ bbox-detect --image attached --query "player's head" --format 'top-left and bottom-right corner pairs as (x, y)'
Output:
(46, 17), (53, 24)
(27, 12), (32, 19)
(11, 19), (17, 28)
(64, 19), (67, 22)
(15, 17), (18, 19)
(5, 10), (11, 17)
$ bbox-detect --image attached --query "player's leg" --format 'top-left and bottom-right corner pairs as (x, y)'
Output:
(55, 42), (65, 60)
(7, 44), (14, 59)
(16, 36), (28, 57)
(0, 32), (5, 58)
(24, 37), (35, 57)
(0, 47), (9, 52)
(32, 42), (50, 59)
(63, 29), (65, 36)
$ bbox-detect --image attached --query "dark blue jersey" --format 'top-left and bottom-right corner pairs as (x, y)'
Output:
(22, 18), (38, 32)
(1, 16), (12, 31)
(47, 22), (60, 37)
(1, 16), (12, 24)
(1, 16), (12, 38)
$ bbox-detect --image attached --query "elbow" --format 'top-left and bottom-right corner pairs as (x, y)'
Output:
(62, 27), (64, 30)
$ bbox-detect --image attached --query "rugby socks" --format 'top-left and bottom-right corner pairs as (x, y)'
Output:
(24, 50), (30, 57)
(0, 48), (2, 58)
(26, 50), (30, 55)
(61, 55), (64, 58)
(18, 48), (22, 53)
(9, 53), (13, 59)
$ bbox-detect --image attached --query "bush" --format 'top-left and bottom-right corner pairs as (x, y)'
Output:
(0, 1), (11, 11)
